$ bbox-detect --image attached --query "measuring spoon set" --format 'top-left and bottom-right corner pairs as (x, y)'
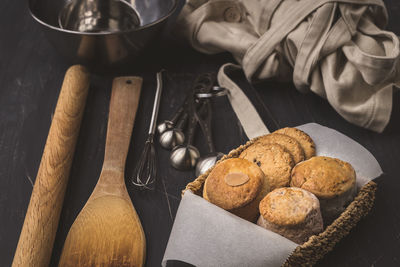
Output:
(156, 73), (227, 175)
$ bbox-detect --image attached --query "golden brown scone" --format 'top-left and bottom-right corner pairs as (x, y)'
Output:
(290, 156), (356, 223)
(275, 127), (316, 159)
(257, 187), (323, 244)
(256, 133), (305, 164)
(203, 158), (270, 222)
(240, 143), (294, 190)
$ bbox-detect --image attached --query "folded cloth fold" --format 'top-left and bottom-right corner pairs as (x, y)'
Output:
(176, 0), (400, 132)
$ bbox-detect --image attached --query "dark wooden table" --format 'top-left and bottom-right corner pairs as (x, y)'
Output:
(1, 1), (399, 266)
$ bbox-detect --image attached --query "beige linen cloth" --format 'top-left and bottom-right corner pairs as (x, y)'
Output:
(176, 0), (400, 133)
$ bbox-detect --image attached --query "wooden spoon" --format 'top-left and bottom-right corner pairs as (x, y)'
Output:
(58, 77), (146, 267)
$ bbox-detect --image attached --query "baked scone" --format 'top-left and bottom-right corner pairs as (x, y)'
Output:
(274, 127), (316, 159)
(240, 143), (294, 190)
(256, 133), (305, 164)
(290, 156), (356, 223)
(257, 187), (323, 244)
(203, 158), (270, 222)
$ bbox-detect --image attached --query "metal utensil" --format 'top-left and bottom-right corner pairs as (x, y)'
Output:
(159, 112), (187, 150)
(158, 73), (215, 150)
(195, 100), (223, 177)
(157, 99), (187, 135)
(131, 71), (164, 189)
(195, 86), (228, 99)
(169, 98), (200, 171)
(28, 0), (177, 71)
(59, 0), (140, 33)
(167, 73), (217, 170)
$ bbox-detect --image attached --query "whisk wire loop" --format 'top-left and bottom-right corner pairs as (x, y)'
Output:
(131, 134), (157, 190)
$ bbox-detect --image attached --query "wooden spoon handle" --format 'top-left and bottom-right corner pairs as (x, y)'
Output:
(12, 65), (90, 267)
(102, 77), (142, 174)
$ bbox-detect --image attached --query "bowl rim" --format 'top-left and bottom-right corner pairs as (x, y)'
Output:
(28, 0), (178, 36)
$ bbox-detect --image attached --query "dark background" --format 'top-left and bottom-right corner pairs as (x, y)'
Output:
(1, 0), (399, 266)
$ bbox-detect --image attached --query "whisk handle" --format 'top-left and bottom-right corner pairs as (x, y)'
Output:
(149, 71), (164, 135)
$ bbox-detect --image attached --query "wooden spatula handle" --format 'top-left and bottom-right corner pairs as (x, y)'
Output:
(12, 65), (90, 267)
(102, 77), (142, 173)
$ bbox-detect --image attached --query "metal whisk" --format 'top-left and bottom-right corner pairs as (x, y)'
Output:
(131, 70), (164, 189)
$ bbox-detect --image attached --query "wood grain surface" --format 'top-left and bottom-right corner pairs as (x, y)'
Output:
(0, 0), (399, 267)
(11, 65), (90, 267)
(59, 77), (145, 267)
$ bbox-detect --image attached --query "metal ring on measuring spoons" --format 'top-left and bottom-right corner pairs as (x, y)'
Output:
(195, 86), (228, 99)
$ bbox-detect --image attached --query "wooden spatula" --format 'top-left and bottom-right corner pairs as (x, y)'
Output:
(58, 77), (146, 267)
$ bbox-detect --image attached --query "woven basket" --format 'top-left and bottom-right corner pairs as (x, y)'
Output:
(183, 136), (377, 266)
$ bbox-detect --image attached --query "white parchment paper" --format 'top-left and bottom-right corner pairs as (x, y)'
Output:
(162, 123), (383, 267)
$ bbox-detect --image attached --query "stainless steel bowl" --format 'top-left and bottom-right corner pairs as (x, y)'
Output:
(29, 0), (177, 71)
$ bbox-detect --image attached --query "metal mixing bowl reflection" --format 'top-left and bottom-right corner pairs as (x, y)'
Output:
(29, 0), (177, 71)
